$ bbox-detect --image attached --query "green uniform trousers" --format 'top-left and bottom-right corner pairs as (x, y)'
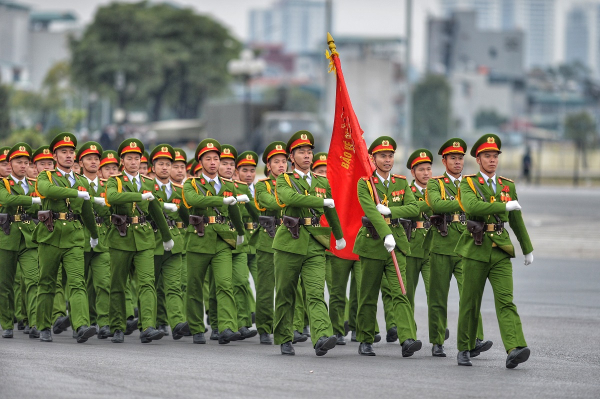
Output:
(457, 248), (527, 352)
(273, 237), (333, 346)
(181, 253), (187, 316)
(84, 251), (110, 327)
(380, 275), (394, 333)
(51, 263), (67, 323)
(327, 256), (361, 336)
(247, 254), (257, 314)
(109, 248), (156, 332)
(293, 279), (308, 332)
(13, 266), (23, 323)
(255, 250), (275, 334)
(428, 253), (484, 345)
(406, 256), (431, 330)
(125, 278), (137, 319)
(37, 243), (89, 331)
(0, 246), (38, 329)
(186, 239), (237, 334)
(357, 251), (416, 344)
(154, 252), (185, 329)
(156, 274), (167, 326)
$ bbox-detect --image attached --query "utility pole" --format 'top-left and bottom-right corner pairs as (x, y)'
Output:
(403, 0), (412, 160)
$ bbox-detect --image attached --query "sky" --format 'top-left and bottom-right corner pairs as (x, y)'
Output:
(22, 0), (441, 70)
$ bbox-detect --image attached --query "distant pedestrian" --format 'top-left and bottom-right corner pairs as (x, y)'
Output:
(522, 147), (532, 184)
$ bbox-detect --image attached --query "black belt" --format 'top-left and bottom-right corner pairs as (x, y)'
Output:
(12, 213), (34, 223)
(95, 216), (104, 225)
(125, 215), (147, 224)
(52, 212), (81, 222)
(297, 217), (320, 227)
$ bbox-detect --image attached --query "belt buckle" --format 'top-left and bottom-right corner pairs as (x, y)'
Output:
(452, 214), (460, 223)
(304, 217), (312, 225)
(59, 212), (67, 220)
(14, 214), (21, 222)
(384, 217), (391, 225)
(416, 221), (424, 229)
(208, 216), (216, 224)
(486, 224), (495, 232)
(131, 216), (139, 224)
(176, 222), (184, 229)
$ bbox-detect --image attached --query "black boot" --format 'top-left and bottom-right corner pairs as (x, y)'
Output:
(23, 325), (30, 334)
(76, 325), (96, 343)
(260, 332), (272, 345)
(40, 328), (52, 342)
(358, 342), (376, 356)
(303, 326), (311, 337)
(97, 325), (111, 339)
(336, 333), (346, 345)
(52, 316), (70, 334)
(280, 341), (295, 355)
(2, 329), (13, 338)
(172, 322), (190, 340)
(292, 330), (308, 344)
(432, 344), (446, 357)
(218, 328), (241, 344)
(457, 350), (472, 366)
(374, 333), (382, 343)
(401, 339), (422, 357)
(111, 330), (124, 343)
(470, 339), (493, 358)
(344, 320), (350, 336)
(506, 347), (530, 369)
(445, 328), (450, 341)
(28, 327), (40, 339)
(157, 324), (170, 337)
(17, 320), (25, 330)
(210, 328), (219, 340)
(193, 332), (206, 344)
(238, 326), (257, 340)
(314, 335), (337, 356)
(351, 331), (357, 342)
(386, 327), (398, 342)
(140, 327), (165, 343)
(125, 317), (138, 335)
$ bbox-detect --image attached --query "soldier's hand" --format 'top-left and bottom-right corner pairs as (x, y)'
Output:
(142, 192), (155, 201)
(236, 194), (250, 203)
(376, 204), (391, 215)
(77, 191), (91, 201)
(223, 196), (237, 205)
(524, 252), (534, 266)
(506, 200), (521, 211)
(93, 197), (106, 206)
(335, 238), (346, 250)
(31, 197), (41, 205)
(163, 239), (174, 251)
(90, 238), (99, 248)
(236, 235), (245, 245)
(323, 199), (335, 208)
(383, 234), (396, 253)
(163, 203), (178, 212)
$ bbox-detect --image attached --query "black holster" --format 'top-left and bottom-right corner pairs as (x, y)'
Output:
(189, 215), (206, 237)
(37, 210), (54, 232)
(0, 213), (11, 235)
(111, 214), (128, 237)
(397, 218), (413, 242)
(258, 216), (277, 238)
(361, 216), (380, 239)
(282, 215), (300, 239)
(430, 214), (448, 237)
(466, 220), (485, 246)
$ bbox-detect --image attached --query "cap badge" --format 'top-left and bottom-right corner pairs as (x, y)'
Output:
(275, 144), (283, 150)
(90, 145), (97, 151)
(420, 152), (426, 158)
(207, 143), (214, 148)
(130, 142), (137, 148)
(487, 137), (495, 144)
(300, 134), (308, 140)
(382, 140), (389, 146)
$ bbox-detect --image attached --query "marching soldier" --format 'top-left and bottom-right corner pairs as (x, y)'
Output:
(425, 139), (490, 357)
(181, 138), (245, 345)
(456, 134), (533, 368)
(0, 147), (11, 177)
(34, 132), (99, 343)
(76, 142), (113, 339)
(353, 136), (421, 357)
(105, 138), (174, 344)
(148, 144), (190, 339)
(140, 151), (150, 175)
(253, 141), (287, 344)
(0, 143), (42, 339)
(273, 130), (345, 356)
(404, 149), (434, 329)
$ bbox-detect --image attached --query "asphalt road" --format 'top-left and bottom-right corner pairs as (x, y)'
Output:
(1, 187), (599, 399)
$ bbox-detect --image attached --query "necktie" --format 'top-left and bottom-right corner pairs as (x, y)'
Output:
(209, 180), (215, 187)
(21, 181), (28, 194)
(68, 173), (75, 187)
(134, 177), (140, 191)
(384, 180), (389, 188)
(454, 180), (460, 189)
(161, 185), (166, 193)
(488, 178), (494, 192)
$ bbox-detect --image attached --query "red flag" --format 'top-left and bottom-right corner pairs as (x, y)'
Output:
(326, 35), (375, 260)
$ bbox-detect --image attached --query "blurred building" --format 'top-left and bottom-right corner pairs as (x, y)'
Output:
(564, 2), (600, 78)
(249, 0), (326, 55)
(440, 0), (557, 69)
(0, 0), (30, 86)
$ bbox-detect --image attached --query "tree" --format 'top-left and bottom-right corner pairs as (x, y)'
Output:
(565, 111), (596, 186)
(475, 109), (508, 129)
(69, 1), (241, 121)
(411, 74), (452, 148)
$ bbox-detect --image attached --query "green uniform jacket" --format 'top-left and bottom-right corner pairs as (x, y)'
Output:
(272, 172), (343, 256)
(33, 170), (98, 248)
(79, 176), (111, 253)
(232, 181), (259, 255)
(455, 172), (533, 262)
(425, 172), (465, 255)
(0, 177), (39, 251)
(253, 175), (282, 254)
(151, 179), (187, 256)
(353, 173), (419, 260)
(407, 181), (433, 259)
(182, 176), (244, 254)
(104, 172), (171, 252)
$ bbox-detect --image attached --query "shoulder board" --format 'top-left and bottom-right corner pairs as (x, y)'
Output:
(361, 176), (370, 181)
(499, 176), (514, 183)
(74, 172), (82, 177)
(463, 174), (476, 178)
(140, 174), (152, 180)
(221, 177), (233, 182)
(44, 169), (56, 173)
(99, 178), (107, 182)
(234, 180), (248, 185)
(392, 174), (406, 179)
(109, 174), (122, 179)
(172, 182), (183, 188)
(432, 176), (444, 179)
(27, 177), (37, 182)
(258, 177), (270, 182)
(313, 173), (327, 179)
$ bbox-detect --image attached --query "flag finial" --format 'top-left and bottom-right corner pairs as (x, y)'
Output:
(327, 32), (336, 52)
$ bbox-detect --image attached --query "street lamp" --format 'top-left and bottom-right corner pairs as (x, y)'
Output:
(227, 49), (266, 139)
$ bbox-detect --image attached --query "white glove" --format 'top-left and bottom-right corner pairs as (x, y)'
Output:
(31, 197), (41, 205)
(376, 204), (391, 215)
(524, 252), (534, 266)
(236, 194), (249, 203)
(335, 238), (346, 250)
(163, 239), (174, 251)
(506, 201), (521, 211)
(93, 197), (106, 206)
(163, 203), (178, 212)
(90, 238), (98, 248)
(223, 196), (237, 205)
(323, 199), (335, 208)
(237, 235), (244, 245)
(141, 192), (155, 201)
(77, 191), (90, 201)
(383, 234), (396, 253)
